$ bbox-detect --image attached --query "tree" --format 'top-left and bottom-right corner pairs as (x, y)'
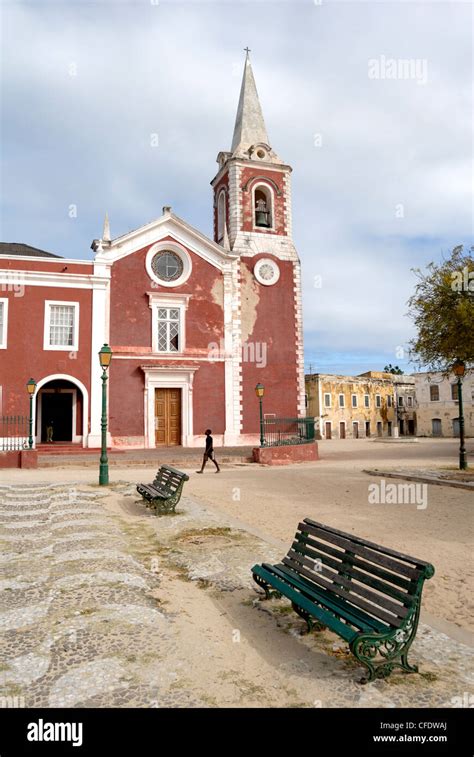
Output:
(407, 245), (474, 371)
(384, 364), (404, 374)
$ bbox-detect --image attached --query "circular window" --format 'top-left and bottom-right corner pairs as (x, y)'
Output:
(152, 251), (183, 282)
(254, 258), (280, 286)
(145, 242), (192, 288)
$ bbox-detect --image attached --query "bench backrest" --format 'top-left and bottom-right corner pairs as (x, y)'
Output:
(154, 465), (189, 494)
(284, 518), (435, 630)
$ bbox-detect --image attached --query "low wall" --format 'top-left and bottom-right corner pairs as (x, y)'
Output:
(253, 441), (319, 465)
(0, 450), (38, 469)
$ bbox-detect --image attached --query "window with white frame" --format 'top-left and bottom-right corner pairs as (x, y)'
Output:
(387, 395), (392, 408)
(339, 394), (345, 408)
(44, 301), (79, 351)
(157, 307), (181, 352)
(375, 394), (381, 408)
(253, 184), (273, 229)
(407, 396), (413, 407)
(364, 394), (370, 408)
(351, 394), (358, 408)
(324, 393), (331, 408)
(217, 190), (226, 242)
(0, 299), (8, 349)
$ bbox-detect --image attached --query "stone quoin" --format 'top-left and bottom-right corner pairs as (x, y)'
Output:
(0, 53), (305, 449)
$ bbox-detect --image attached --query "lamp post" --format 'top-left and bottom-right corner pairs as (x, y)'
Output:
(255, 383), (265, 447)
(98, 344), (113, 485)
(452, 359), (467, 470)
(26, 378), (37, 449)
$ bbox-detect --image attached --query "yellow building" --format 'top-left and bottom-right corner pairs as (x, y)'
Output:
(305, 372), (411, 439)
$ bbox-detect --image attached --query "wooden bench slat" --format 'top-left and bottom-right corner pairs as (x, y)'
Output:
(137, 465), (188, 514)
(298, 522), (422, 581)
(303, 518), (433, 571)
(292, 537), (416, 605)
(267, 563), (386, 633)
(282, 555), (404, 628)
(287, 549), (410, 619)
(252, 518), (435, 682)
(293, 534), (416, 594)
(253, 564), (357, 642)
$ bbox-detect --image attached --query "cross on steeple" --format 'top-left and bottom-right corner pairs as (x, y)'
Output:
(244, 47), (251, 55)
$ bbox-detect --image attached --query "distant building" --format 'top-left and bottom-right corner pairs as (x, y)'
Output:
(305, 371), (411, 439)
(413, 371), (474, 437)
(391, 374), (417, 436)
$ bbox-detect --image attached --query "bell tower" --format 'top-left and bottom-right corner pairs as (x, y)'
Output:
(211, 51), (296, 261)
(211, 50), (306, 438)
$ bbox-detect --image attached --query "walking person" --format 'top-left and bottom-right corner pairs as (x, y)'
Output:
(196, 429), (220, 473)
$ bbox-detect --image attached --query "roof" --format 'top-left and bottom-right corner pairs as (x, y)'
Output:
(0, 242), (62, 258)
(231, 52), (270, 156)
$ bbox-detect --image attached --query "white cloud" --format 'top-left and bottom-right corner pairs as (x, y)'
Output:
(1, 1), (471, 373)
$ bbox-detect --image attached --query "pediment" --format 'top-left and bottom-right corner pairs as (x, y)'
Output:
(94, 210), (237, 271)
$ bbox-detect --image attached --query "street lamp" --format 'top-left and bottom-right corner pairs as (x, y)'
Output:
(26, 378), (36, 449)
(452, 359), (467, 470)
(255, 383), (265, 447)
(98, 344), (113, 485)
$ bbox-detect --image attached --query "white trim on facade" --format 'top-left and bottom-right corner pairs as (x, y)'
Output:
(89, 263), (110, 448)
(252, 180), (275, 232)
(253, 258), (280, 286)
(0, 255), (93, 265)
(95, 212), (238, 271)
(141, 366), (199, 448)
(145, 240), (193, 288)
(43, 300), (80, 352)
(0, 298), (8, 349)
(37, 387), (81, 443)
(0, 269), (105, 290)
(147, 292), (191, 354)
(32, 374), (89, 448)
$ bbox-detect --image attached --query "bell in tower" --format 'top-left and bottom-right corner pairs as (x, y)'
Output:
(255, 196), (270, 228)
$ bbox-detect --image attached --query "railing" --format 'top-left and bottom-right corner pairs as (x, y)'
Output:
(262, 417), (316, 447)
(0, 415), (30, 451)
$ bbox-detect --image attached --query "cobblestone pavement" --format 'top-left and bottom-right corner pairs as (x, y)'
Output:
(1, 482), (472, 708)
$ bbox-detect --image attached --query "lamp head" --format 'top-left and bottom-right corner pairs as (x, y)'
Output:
(26, 378), (37, 395)
(452, 359), (466, 378)
(255, 383), (265, 398)
(99, 343), (113, 369)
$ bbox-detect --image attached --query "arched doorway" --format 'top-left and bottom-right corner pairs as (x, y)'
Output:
(34, 375), (89, 447)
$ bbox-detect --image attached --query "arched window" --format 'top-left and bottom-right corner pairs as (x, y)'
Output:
(253, 184), (273, 229)
(217, 190), (226, 242)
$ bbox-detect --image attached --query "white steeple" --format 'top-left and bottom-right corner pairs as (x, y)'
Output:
(231, 50), (270, 157)
(102, 211), (111, 242)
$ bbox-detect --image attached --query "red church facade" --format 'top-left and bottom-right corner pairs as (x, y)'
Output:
(0, 54), (305, 450)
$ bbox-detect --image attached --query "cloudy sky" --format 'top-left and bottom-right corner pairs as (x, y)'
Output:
(1, 0), (472, 374)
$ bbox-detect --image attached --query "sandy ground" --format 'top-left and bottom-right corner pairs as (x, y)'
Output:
(2, 438), (473, 634)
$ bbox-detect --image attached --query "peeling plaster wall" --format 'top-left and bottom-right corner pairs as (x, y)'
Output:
(108, 237), (226, 441)
(240, 255), (299, 433)
(306, 375), (397, 438)
(239, 263), (259, 346)
(414, 372), (474, 437)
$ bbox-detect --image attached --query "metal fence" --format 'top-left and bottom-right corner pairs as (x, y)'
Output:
(0, 416), (30, 451)
(262, 417), (315, 447)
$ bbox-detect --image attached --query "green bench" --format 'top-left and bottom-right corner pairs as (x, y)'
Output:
(136, 465), (189, 514)
(251, 518), (435, 683)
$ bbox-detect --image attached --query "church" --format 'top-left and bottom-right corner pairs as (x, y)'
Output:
(0, 53), (305, 449)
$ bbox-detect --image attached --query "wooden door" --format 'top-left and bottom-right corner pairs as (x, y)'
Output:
(325, 422), (332, 439)
(352, 422), (359, 439)
(155, 388), (181, 446)
(339, 422), (345, 439)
